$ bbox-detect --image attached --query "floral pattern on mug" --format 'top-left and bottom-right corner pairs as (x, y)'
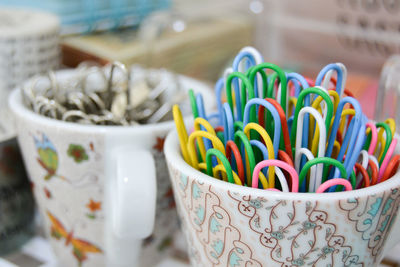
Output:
(167, 161), (400, 267)
(174, 174), (262, 267)
(228, 192), (362, 266)
(27, 130), (106, 266)
(44, 187), (52, 199)
(339, 188), (400, 260)
(86, 199), (101, 220)
(67, 144), (89, 163)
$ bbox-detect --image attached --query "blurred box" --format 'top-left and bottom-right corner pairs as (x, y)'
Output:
(1, 0), (170, 34)
(61, 16), (254, 82)
(262, 0), (400, 78)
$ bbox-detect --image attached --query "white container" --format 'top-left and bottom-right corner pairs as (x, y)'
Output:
(0, 9), (60, 95)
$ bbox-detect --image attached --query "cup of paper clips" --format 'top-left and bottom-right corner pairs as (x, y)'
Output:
(21, 62), (189, 125)
(9, 62), (214, 267)
(164, 47), (400, 266)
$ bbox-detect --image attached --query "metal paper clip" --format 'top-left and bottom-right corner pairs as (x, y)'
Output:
(21, 61), (186, 126)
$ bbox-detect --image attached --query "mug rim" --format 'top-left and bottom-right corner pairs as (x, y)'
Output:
(164, 129), (400, 201)
(9, 69), (214, 134)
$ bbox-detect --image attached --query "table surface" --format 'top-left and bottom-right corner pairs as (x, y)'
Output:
(1, 235), (400, 267)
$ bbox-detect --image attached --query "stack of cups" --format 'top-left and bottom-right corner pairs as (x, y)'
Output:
(0, 8), (60, 95)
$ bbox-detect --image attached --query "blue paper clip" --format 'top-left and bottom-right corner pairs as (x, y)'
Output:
(315, 63), (345, 97)
(222, 103), (235, 143)
(214, 78), (225, 126)
(243, 98), (281, 158)
(196, 93), (213, 153)
(326, 97), (363, 177)
(233, 49), (264, 98)
(250, 139), (269, 176)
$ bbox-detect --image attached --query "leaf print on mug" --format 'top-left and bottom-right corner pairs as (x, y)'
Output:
(67, 144), (89, 163)
(179, 174), (188, 191)
(271, 231), (284, 240)
(34, 133), (65, 181)
(203, 205), (261, 266)
(228, 250), (242, 267)
(345, 255), (360, 266)
(210, 239), (224, 259)
(192, 183), (202, 200)
(368, 197), (383, 217)
(86, 199), (101, 219)
(228, 241), (262, 267)
(44, 187), (52, 199)
(89, 142), (95, 152)
(320, 245), (334, 257)
(249, 198), (264, 209)
(194, 205), (205, 226)
(291, 257), (305, 266)
(302, 221), (316, 230)
(210, 216), (223, 234)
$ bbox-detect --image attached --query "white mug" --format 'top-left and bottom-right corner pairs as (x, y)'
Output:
(165, 129), (400, 267)
(9, 70), (214, 267)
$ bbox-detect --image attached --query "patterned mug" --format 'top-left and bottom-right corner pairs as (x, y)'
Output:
(9, 70), (214, 267)
(165, 130), (400, 267)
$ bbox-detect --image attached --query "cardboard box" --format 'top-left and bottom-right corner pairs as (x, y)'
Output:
(62, 16), (254, 82)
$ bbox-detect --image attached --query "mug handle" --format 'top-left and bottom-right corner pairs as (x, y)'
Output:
(107, 147), (157, 267)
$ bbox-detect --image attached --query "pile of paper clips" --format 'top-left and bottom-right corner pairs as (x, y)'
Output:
(173, 47), (400, 193)
(22, 62), (186, 125)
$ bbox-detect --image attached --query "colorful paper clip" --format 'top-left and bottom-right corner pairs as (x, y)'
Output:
(172, 47), (399, 193)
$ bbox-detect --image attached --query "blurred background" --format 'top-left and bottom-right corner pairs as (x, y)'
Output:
(2, 0), (396, 116)
(1, 0), (400, 266)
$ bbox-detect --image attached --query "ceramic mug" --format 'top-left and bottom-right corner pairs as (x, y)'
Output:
(0, 135), (35, 255)
(9, 70), (214, 267)
(165, 130), (400, 267)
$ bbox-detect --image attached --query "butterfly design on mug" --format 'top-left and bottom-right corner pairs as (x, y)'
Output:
(34, 133), (65, 181)
(47, 211), (102, 267)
